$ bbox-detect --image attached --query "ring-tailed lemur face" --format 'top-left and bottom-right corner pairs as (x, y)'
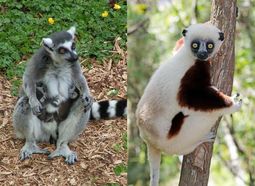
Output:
(42, 26), (78, 63)
(182, 23), (224, 61)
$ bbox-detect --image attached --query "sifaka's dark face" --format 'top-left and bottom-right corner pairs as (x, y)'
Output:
(190, 39), (215, 61)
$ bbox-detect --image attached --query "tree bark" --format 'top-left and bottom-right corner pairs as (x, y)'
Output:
(179, 1), (237, 186)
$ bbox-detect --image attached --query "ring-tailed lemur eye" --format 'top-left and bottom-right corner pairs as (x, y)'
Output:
(58, 47), (68, 54)
(191, 42), (199, 49)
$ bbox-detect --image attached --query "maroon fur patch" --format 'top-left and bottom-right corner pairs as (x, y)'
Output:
(168, 112), (188, 139)
(177, 60), (232, 111)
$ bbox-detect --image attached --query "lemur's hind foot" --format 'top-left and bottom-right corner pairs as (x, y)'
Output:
(231, 93), (242, 112)
(48, 144), (77, 164)
(19, 142), (50, 160)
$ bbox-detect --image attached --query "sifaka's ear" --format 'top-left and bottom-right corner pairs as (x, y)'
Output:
(41, 38), (54, 51)
(219, 32), (224, 41)
(182, 29), (187, 37)
(67, 26), (76, 39)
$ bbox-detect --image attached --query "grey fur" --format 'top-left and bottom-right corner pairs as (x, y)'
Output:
(49, 31), (72, 46)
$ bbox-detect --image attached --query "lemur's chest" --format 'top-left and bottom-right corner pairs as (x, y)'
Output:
(43, 65), (73, 98)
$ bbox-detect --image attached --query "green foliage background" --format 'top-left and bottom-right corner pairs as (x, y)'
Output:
(128, 0), (255, 186)
(0, 0), (127, 94)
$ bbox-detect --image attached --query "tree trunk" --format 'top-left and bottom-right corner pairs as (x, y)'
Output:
(179, 1), (237, 186)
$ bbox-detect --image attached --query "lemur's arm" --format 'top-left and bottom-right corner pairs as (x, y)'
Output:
(23, 71), (42, 115)
(178, 85), (238, 113)
(71, 63), (90, 96)
(71, 62), (92, 111)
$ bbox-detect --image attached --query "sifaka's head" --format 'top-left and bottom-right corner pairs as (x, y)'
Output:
(182, 23), (224, 61)
(41, 26), (78, 63)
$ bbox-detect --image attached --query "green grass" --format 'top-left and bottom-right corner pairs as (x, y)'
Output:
(113, 132), (127, 152)
(0, 0), (127, 81)
(113, 163), (127, 176)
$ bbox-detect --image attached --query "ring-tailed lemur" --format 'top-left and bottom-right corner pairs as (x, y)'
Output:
(22, 26), (89, 115)
(13, 27), (127, 164)
(136, 23), (242, 186)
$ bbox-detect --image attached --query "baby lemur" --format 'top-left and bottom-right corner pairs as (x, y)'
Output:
(13, 27), (127, 164)
(136, 23), (242, 186)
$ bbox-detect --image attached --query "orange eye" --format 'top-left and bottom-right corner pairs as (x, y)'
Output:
(58, 47), (67, 54)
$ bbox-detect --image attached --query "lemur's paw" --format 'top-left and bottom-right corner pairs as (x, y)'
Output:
(82, 96), (93, 112)
(231, 93), (242, 112)
(20, 144), (50, 161)
(30, 99), (43, 115)
(19, 97), (30, 113)
(51, 96), (61, 107)
(68, 84), (78, 99)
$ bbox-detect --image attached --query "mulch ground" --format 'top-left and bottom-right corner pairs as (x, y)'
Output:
(0, 54), (127, 185)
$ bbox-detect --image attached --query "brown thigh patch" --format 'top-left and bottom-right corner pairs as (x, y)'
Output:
(168, 112), (188, 139)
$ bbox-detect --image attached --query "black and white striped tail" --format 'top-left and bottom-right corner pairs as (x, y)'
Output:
(90, 100), (127, 120)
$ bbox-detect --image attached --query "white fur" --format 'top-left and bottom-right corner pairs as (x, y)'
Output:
(123, 107), (127, 117)
(136, 23), (241, 186)
(107, 100), (117, 117)
(183, 23), (223, 60)
(61, 40), (73, 51)
(29, 114), (52, 142)
(46, 104), (58, 113)
(91, 102), (100, 120)
(43, 63), (72, 112)
(42, 38), (54, 48)
(41, 120), (57, 138)
(67, 26), (76, 38)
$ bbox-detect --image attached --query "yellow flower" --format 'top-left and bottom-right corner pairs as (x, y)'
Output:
(114, 4), (121, 10)
(48, 17), (55, 25)
(101, 11), (109, 17)
(134, 4), (147, 14)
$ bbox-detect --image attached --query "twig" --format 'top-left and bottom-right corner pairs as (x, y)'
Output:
(128, 18), (150, 35)
(217, 152), (248, 185)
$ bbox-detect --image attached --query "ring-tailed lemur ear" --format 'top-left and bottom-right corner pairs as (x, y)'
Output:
(182, 29), (187, 37)
(41, 38), (54, 51)
(219, 32), (224, 41)
(67, 26), (76, 39)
